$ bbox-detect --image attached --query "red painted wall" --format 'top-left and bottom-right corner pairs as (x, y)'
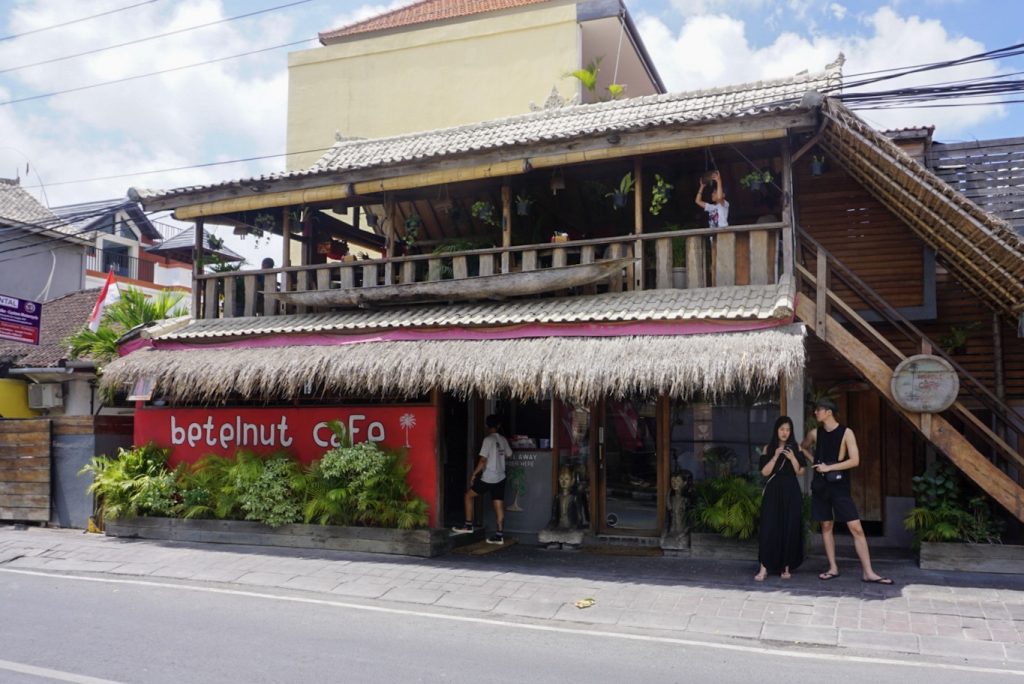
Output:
(135, 406), (439, 526)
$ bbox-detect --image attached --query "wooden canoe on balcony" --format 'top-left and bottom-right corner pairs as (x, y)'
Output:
(268, 257), (635, 308)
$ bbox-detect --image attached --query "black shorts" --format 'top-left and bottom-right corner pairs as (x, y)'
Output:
(471, 477), (506, 501)
(811, 483), (860, 523)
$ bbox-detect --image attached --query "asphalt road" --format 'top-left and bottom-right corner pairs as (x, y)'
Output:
(1, 569), (1021, 684)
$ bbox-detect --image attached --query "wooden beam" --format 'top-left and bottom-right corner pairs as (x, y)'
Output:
(780, 140), (795, 277)
(790, 123), (826, 163)
(633, 158), (643, 291)
(501, 182), (511, 274)
(815, 247), (827, 339)
(281, 208), (291, 269)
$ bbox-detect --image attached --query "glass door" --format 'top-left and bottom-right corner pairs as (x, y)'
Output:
(598, 397), (661, 534)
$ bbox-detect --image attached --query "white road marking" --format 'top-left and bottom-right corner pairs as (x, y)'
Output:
(1, 567), (1022, 678)
(0, 657), (126, 684)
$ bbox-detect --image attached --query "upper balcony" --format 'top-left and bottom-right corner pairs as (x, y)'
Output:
(195, 220), (792, 319)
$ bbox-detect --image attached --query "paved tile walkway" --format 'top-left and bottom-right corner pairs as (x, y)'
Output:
(2, 525), (1023, 665)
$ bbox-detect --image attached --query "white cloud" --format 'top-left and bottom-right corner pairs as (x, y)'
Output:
(829, 3), (847, 20)
(0, 0), (294, 209)
(636, 6), (1005, 137)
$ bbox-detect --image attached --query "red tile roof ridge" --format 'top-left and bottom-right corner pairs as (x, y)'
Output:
(319, 0), (552, 44)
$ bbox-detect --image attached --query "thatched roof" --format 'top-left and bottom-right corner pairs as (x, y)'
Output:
(821, 100), (1024, 318)
(101, 325), (805, 404)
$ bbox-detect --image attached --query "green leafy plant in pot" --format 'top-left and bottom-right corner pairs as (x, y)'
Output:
(606, 172), (634, 210)
(649, 174), (673, 215)
(740, 170), (772, 192)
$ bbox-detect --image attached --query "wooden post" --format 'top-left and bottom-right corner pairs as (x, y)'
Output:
(633, 158), (643, 291)
(815, 247), (828, 339)
(385, 199), (396, 285)
(192, 218), (204, 317)
(281, 208), (291, 269)
(781, 141), (795, 278)
(501, 182), (512, 274)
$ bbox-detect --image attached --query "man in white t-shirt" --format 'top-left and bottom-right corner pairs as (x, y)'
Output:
(451, 414), (510, 544)
(695, 170), (729, 228)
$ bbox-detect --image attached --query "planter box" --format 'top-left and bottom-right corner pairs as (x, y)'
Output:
(105, 517), (451, 558)
(689, 532), (757, 561)
(919, 541), (1024, 574)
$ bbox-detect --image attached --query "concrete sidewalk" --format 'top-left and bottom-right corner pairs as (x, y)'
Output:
(2, 525), (1023, 665)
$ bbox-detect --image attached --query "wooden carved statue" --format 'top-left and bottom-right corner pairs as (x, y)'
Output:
(668, 469), (694, 536)
(556, 466), (574, 530)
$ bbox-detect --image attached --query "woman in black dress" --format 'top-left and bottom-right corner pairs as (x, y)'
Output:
(755, 416), (807, 581)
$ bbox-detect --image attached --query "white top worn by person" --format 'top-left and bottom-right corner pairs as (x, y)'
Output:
(695, 170), (729, 228)
(479, 431), (510, 483)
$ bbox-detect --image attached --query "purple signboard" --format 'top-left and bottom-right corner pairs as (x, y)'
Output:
(0, 294), (42, 345)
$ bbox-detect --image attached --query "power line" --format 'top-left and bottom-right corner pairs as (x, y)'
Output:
(0, 37), (317, 106)
(829, 42), (1024, 93)
(20, 144), (338, 190)
(0, 0), (313, 75)
(0, 0), (159, 42)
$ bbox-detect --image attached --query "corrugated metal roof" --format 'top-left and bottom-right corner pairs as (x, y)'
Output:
(319, 0), (552, 43)
(132, 66), (838, 205)
(154, 278), (795, 341)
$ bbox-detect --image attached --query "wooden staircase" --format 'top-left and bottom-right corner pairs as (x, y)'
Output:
(794, 232), (1024, 523)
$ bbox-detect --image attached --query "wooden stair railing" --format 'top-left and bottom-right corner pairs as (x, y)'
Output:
(794, 231), (1024, 523)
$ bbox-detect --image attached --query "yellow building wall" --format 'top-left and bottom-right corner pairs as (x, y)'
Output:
(286, 3), (581, 170)
(0, 378), (38, 418)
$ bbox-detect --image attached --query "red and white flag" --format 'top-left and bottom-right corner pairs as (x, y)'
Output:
(88, 270), (120, 332)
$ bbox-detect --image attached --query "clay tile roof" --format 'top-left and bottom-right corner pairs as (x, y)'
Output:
(0, 178), (90, 245)
(319, 0), (552, 44)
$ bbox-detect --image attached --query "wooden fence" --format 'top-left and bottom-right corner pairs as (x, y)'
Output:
(0, 419), (51, 522)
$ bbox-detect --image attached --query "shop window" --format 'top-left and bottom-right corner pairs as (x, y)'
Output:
(669, 391), (779, 480)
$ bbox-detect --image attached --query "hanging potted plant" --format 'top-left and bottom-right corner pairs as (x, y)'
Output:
(606, 172), (634, 210)
(470, 200), (498, 227)
(810, 155), (826, 177)
(515, 194), (533, 216)
(740, 170), (773, 192)
(649, 174), (673, 215)
(405, 211), (422, 232)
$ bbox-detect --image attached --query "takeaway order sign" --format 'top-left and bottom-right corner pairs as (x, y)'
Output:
(0, 294), (41, 345)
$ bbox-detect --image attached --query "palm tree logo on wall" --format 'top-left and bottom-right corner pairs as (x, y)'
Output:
(399, 413), (416, 448)
(506, 465), (526, 512)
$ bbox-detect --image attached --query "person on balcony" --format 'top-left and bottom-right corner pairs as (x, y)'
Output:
(695, 170), (729, 228)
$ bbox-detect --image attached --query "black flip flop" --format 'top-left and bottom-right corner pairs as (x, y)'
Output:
(818, 571), (840, 581)
(862, 577), (894, 585)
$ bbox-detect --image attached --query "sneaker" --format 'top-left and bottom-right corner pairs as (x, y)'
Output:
(486, 533), (504, 545)
(451, 523), (474, 535)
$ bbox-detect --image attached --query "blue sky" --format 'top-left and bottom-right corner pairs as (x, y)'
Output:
(0, 0), (1021, 263)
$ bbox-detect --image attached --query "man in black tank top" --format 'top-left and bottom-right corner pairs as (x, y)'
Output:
(800, 398), (894, 585)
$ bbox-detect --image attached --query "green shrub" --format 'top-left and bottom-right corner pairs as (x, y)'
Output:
(904, 459), (1003, 546)
(693, 475), (761, 539)
(80, 443), (180, 521)
(299, 422), (428, 529)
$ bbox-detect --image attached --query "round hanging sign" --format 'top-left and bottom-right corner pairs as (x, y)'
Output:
(890, 354), (959, 413)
